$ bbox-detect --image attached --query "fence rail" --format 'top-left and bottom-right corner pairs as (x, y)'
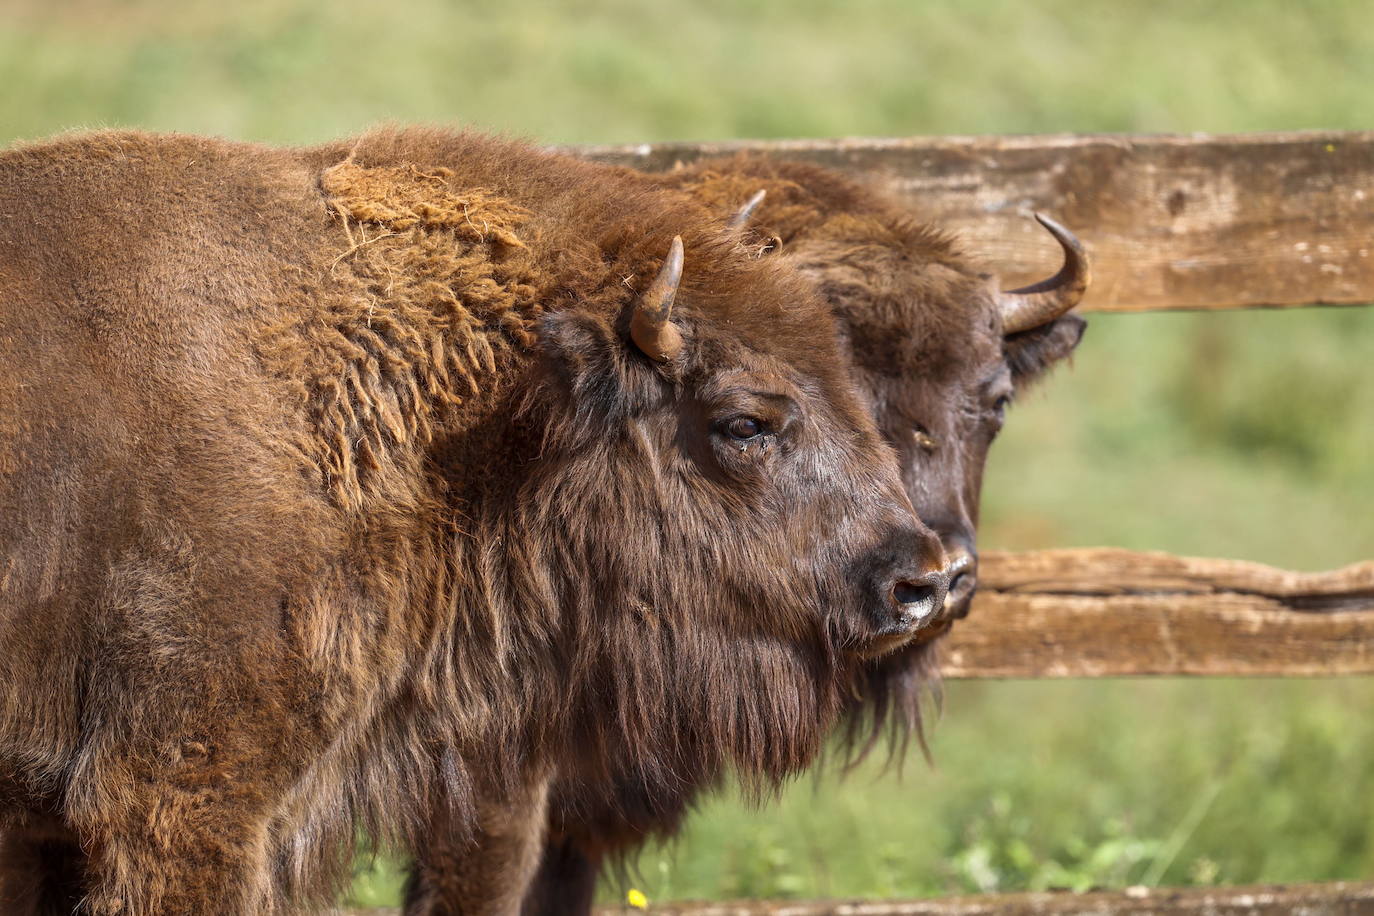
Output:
(347, 880), (1374, 915)
(946, 549), (1374, 678)
(575, 131), (1374, 313)
(621, 881), (1374, 915)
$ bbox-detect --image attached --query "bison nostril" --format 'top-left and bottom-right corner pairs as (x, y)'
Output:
(893, 580), (935, 608)
(867, 529), (951, 640)
(949, 569), (969, 597)
(891, 579), (943, 628)
(943, 551), (977, 618)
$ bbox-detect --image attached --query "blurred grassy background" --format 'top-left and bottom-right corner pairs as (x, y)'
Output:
(4, 0), (1371, 905)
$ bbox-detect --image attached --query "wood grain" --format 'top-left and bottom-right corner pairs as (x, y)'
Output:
(571, 132), (1374, 313)
(941, 549), (1374, 678)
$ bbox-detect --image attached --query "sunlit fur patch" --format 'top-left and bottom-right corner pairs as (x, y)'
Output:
(260, 161), (546, 508)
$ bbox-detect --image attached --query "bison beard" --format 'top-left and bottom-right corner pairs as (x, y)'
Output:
(0, 130), (946, 914)
(402, 156), (1089, 915)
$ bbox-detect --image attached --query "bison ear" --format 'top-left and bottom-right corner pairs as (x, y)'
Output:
(537, 310), (663, 424)
(1005, 313), (1087, 391)
(538, 310), (632, 387)
(753, 233), (784, 258)
(540, 309), (613, 360)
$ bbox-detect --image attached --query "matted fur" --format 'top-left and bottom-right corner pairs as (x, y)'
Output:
(0, 129), (942, 914)
(440, 156), (1089, 916)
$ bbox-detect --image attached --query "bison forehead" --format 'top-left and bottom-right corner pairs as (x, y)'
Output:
(829, 268), (1002, 384)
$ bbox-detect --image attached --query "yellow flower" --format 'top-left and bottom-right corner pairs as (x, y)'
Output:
(627, 888), (649, 909)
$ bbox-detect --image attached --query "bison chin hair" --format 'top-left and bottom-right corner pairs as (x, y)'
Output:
(835, 639), (943, 771)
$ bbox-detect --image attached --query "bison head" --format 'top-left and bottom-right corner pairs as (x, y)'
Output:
(515, 230), (949, 784)
(818, 211), (1088, 626)
(805, 207), (1086, 756)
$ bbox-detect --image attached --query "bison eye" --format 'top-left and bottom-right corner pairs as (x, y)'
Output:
(992, 394), (1012, 419)
(724, 416), (765, 441)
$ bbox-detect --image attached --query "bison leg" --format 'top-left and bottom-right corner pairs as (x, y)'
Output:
(518, 835), (601, 916)
(66, 713), (308, 916)
(404, 774), (552, 916)
(65, 695), (323, 916)
(59, 579), (327, 914)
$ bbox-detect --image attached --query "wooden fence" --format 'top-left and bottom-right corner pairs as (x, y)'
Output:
(349, 131), (1374, 914)
(576, 131), (1374, 314)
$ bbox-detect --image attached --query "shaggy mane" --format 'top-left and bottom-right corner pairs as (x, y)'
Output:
(259, 160), (548, 510)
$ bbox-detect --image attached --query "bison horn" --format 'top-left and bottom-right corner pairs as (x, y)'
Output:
(999, 213), (1091, 335)
(630, 236), (685, 362)
(726, 189), (767, 231)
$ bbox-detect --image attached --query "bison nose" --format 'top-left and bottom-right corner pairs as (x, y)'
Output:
(890, 570), (948, 631)
(861, 526), (949, 643)
(943, 546), (978, 620)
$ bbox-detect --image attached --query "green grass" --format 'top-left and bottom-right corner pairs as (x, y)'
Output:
(3, 0), (1372, 905)
(982, 307), (1374, 570)
(616, 677), (1374, 902)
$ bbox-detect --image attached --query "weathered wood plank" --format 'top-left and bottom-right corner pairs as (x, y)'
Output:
(613, 882), (1374, 914)
(942, 548), (1374, 678)
(571, 132), (1374, 313)
(347, 880), (1374, 914)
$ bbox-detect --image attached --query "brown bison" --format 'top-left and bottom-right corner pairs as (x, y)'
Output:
(0, 130), (951, 914)
(403, 156), (1089, 914)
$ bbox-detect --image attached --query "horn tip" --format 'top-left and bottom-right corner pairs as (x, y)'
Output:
(666, 235), (685, 271)
(999, 212), (1091, 333)
(727, 190), (768, 231)
(630, 236), (687, 362)
(1030, 212), (1086, 256)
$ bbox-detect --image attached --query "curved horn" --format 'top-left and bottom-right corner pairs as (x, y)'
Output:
(630, 236), (685, 362)
(999, 213), (1091, 335)
(726, 189), (767, 231)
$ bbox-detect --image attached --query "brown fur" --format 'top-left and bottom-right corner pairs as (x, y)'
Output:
(410, 156), (1086, 915)
(0, 130), (944, 914)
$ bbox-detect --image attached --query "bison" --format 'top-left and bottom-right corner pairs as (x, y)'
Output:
(403, 156), (1090, 914)
(0, 130), (951, 914)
